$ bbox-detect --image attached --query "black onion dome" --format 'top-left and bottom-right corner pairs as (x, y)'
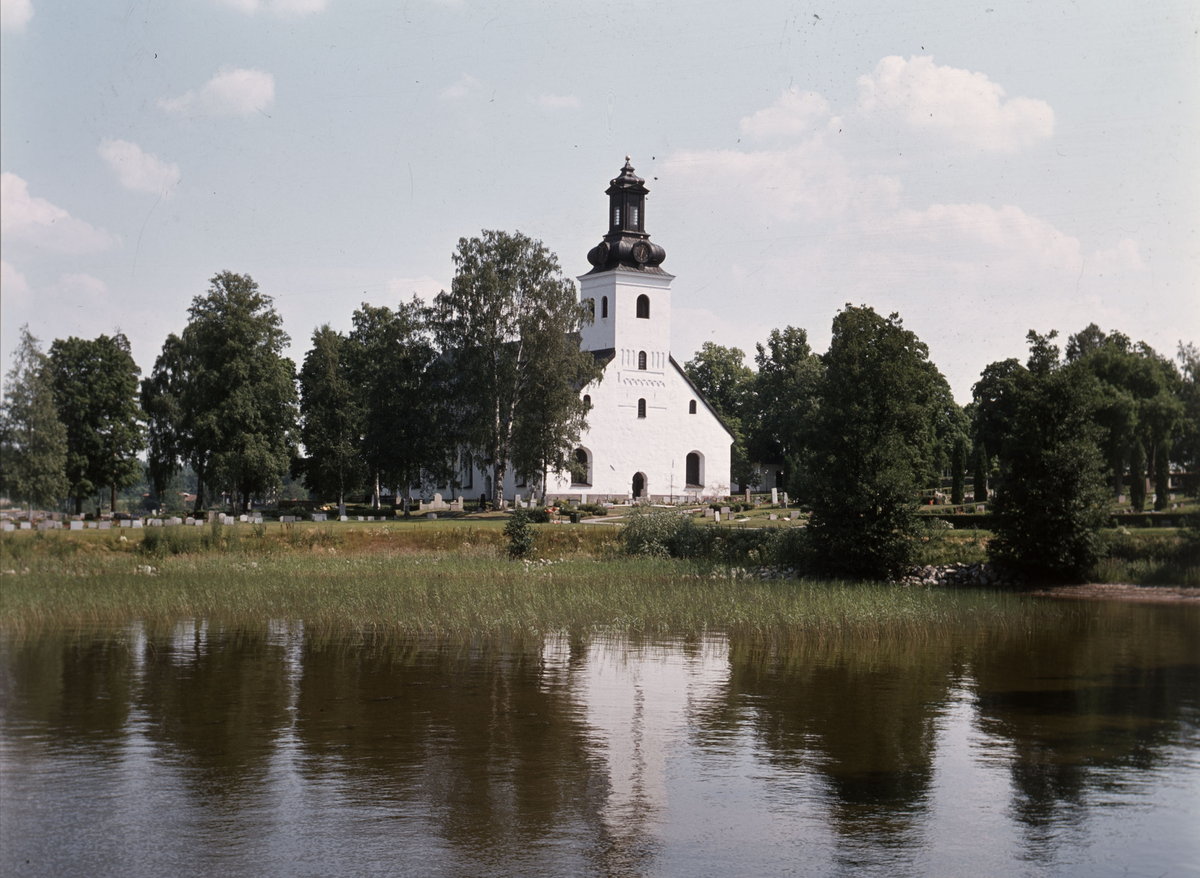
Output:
(584, 157), (668, 274)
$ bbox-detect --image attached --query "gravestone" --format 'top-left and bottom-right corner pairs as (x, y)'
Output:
(427, 513), (437, 520)
(132, 520), (143, 529)
(1119, 495), (1126, 504)
(745, 489), (751, 502)
(207, 511), (217, 523)
(451, 496), (464, 512)
(704, 508), (714, 517)
(70, 520), (83, 530)
(120, 520), (132, 528)
(312, 513), (327, 522)
(977, 505), (986, 514)
(790, 510), (800, 519)
(771, 488), (778, 505)
(367, 516), (375, 521)
(340, 516), (348, 522)
(98, 522), (111, 530)
(769, 514), (777, 521)
(239, 514), (248, 522)
(720, 507), (730, 515)
(714, 511), (720, 523)
(2, 522), (14, 532)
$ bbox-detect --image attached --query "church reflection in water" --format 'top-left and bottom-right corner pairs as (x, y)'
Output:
(2, 603), (1198, 877)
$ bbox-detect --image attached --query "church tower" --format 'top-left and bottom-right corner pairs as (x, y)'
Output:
(578, 158), (674, 376)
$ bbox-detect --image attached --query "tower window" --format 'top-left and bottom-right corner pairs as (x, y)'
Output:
(586, 298), (595, 319)
(636, 295), (650, 319)
(686, 452), (701, 487)
(613, 207), (620, 227)
(689, 400), (697, 414)
(637, 398), (646, 418)
(638, 351), (647, 370)
(583, 394), (591, 409)
(601, 296), (608, 318)
(632, 206), (639, 227)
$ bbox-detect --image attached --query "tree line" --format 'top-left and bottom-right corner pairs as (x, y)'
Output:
(2, 230), (1196, 579)
(682, 312), (1198, 579)
(0, 231), (599, 516)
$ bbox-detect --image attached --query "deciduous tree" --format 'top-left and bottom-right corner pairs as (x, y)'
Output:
(795, 306), (946, 579)
(990, 331), (1109, 579)
(294, 325), (365, 513)
(684, 342), (756, 489)
(148, 272), (297, 513)
(750, 326), (822, 485)
(346, 300), (449, 510)
(0, 326), (69, 513)
(430, 230), (597, 508)
(48, 333), (144, 514)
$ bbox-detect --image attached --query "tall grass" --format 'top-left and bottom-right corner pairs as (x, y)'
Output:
(0, 549), (1068, 642)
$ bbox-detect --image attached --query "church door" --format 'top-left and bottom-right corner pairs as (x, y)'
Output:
(632, 472), (646, 499)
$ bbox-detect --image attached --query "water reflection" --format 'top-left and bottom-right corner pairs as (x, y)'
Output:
(2, 602), (1197, 877)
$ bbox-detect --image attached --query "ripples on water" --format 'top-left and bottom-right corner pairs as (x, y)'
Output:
(1, 603), (1198, 877)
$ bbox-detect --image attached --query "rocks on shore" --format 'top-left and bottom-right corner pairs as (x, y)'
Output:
(745, 561), (1025, 587)
(895, 562), (1025, 588)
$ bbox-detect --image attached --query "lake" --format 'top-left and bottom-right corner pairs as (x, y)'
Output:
(2, 598), (1198, 877)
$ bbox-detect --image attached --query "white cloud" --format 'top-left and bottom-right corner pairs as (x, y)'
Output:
(740, 90), (830, 141)
(98, 139), (181, 196)
(854, 55), (1054, 151)
(0, 173), (116, 255)
(440, 73), (480, 100)
(0, 0), (32, 32)
(159, 66), (275, 118)
(535, 93), (581, 111)
(213, 0), (327, 15)
(51, 272), (109, 300)
(1, 260), (32, 300)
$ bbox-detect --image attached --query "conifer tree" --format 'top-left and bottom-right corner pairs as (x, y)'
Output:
(973, 444), (989, 504)
(950, 435), (966, 505)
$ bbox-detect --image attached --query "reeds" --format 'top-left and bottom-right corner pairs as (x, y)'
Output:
(0, 549), (1066, 642)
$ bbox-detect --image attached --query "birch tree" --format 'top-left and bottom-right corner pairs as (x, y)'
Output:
(430, 230), (598, 508)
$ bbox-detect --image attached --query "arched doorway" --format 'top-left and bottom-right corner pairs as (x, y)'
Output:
(632, 472), (647, 499)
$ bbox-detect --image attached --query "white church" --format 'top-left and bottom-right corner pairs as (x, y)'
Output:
(447, 158), (734, 504)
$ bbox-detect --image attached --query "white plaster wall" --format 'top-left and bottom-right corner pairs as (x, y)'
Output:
(579, 270), (673, 360)
(545, 356), (732, 501)
(425, 267), (732, 503)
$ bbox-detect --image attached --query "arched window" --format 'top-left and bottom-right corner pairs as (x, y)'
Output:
(637, 398), (646, 418)
(638, 351), (647, 370)
(582, 394), (591, 409)
(689, 400), (697, 414)
(572, 448), (592, 486)
(636, 295), (650, 319)
(686, 452), (701, 487)
(601, 296), (608, 318)
(586, 298), (595, 320)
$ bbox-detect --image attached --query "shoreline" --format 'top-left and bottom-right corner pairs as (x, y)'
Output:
(1029, 583), (1200, 604)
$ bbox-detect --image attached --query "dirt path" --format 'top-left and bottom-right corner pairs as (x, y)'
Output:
(1029, 583), (1200, 604)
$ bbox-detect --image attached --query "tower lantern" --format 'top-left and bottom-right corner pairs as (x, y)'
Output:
(587, 157), (666, 274)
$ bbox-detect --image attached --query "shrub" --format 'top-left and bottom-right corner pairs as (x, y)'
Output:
(505, 508), (536, 559)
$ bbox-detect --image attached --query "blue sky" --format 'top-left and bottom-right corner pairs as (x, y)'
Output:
(2, 0), (1196, 402)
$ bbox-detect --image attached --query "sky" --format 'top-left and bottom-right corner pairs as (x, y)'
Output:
(2, 0), (1197, 403)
